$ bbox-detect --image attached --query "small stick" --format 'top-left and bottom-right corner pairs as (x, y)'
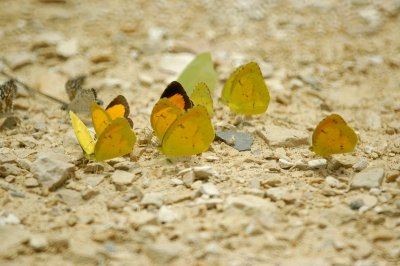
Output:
(1, 70), (68, 106)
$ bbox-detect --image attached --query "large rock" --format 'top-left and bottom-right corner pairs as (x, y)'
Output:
(226, 195), (277, 215)
(262, 126), (309, 147)
(111, 170), (136, 186)
(31, 152), (75, 191)
(350, 167), (385, 189)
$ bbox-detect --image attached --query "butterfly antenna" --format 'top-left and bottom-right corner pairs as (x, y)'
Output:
(1, 71), (68, 106)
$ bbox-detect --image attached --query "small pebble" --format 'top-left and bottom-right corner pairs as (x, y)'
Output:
(308, 159), (327, 169)
(182, 171), (194, 187)
(386, 170), (400, 183)
(29, 235), (48, 252)
(141, 193), (164, 208)
(56, 39), (79, 57)
(200, 183), (220, 197)
(353, 159), (369, 172)
(170, 178), (183, 186)
(325, 176), (341, 188)
(158, 206), (178, 223)
(24, 177), (39, 188)
(0, 213), (20, 225)
(278, 158), (294, 169)
(350, 199), (364, 210)
(111, 170), (136, 186)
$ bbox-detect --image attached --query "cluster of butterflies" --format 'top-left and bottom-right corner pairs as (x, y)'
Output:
(37, 52), (357, 161)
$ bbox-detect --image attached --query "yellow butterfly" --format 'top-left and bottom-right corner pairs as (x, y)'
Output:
(69, 95), (136, 161)
(221, 62), (270, 115)
(311, 114), (358, 156)
(150, 81), (214, 156)
(190, 82), (213, 116)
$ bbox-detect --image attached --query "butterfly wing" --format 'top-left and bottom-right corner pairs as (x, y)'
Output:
(190, 82), (214, 116)
(69, 110), (95, 156)
(221, 62), (270, 115)
(311, 114), (358, 156)
(177, 52), (217, 95)
(92, 102), (112, 137)
(161, 105), (215, 156)
(105, 95), (133, 127)
(151, 98), (184, 140)
(160, 81), (193, 110)
(68, 88), (98, 114)
(94, 117), (137, 161)
(65, 76), (86, 101)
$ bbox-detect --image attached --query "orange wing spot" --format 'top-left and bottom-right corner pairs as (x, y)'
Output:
(107, 104), (126, 120)
(168, 94), (186, 110)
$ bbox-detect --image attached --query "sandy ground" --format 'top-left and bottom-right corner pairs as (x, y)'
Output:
(1, 0), (400, 265)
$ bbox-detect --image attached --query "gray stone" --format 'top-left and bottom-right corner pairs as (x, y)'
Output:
(262, 125), (309, 147)
(350, 167), (385, 189)
(111, 170), (136, 186)
(200, 182), (219, 197)
(31, 152), (75, 191)
(141, 193), (164, 208)
(350, 199), (364, 210)
(215, 131), (253, 151)
(29, 235), (48, 252)
(144, 242), (186, 264)
(308, 159), (327, 169)
(348, 194), (378, 212)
